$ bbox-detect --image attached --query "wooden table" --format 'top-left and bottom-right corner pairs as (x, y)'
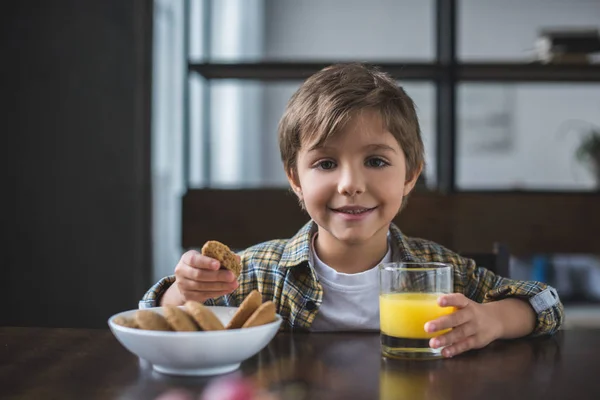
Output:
(1, 327), (598, 399)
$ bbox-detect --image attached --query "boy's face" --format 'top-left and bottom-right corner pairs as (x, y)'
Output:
(288, 110), (420, 246)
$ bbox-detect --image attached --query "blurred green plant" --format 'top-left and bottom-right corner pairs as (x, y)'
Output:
(575, 127), (600, 188)
(575, 128), (600, 165)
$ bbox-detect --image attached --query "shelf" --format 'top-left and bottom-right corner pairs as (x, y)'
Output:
(189, 61), (600, 82)
(188, 62), (439, 81)
(459, 62), (600, 82)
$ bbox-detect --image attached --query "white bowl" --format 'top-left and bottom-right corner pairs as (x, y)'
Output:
(108, 306), (282, 376)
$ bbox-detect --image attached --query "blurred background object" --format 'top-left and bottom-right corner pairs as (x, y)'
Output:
(535, 28), (600, 64)
(575, 125), (600, 186)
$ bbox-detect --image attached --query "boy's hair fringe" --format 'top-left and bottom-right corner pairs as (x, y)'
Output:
(278, 63), (425, 192)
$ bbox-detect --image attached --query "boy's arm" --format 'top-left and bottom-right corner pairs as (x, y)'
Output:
(456, 257), (564, 337)
(139, 275), (176, 309)
(483, 298), (536, 339)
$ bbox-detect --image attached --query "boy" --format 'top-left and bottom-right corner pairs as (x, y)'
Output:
(141, 63), (563, 358)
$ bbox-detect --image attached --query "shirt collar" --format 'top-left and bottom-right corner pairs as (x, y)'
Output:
(279, 220), (316, 268)
(388, 222), (417, 262)
(279, 220), (416, 268)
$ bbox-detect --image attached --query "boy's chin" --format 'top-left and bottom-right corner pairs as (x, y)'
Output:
(329, 226), (386, 245)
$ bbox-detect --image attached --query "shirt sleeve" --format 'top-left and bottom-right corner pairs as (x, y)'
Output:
(138, 275), (176, 309)
(456, 257), (564, 337)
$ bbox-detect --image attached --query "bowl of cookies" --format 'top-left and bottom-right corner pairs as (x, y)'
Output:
(108, 290), (282, 376)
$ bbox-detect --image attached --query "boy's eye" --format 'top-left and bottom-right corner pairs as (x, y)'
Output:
(366, 157), (389, 168)
(316, 160), (336, 170)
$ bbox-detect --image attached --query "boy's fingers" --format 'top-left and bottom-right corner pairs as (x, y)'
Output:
(441, 336), (478, 358)
(180, 250), (220, 270)
(429, 323), (476, 348)
(180, 250), (201, 266)
(438, 293), (470, 308)
(181, 266), (236, 283)
(425, 308), (470, 333)
(178, 277), (239, 292)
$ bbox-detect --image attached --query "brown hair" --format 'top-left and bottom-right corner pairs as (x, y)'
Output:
(278, 63), (424, 182)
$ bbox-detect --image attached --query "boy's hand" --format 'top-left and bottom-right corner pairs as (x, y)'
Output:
(424, 293), (503, 358)
(161, 250), (240, 306)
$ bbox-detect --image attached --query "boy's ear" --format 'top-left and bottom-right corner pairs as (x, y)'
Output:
(286, 168), (303, 198)
(403, 163), (424, 196)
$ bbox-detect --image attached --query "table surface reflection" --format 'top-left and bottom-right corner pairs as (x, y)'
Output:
(1, 327), (598, 400)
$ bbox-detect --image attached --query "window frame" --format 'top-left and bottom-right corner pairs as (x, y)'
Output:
(184, 0), (600, 194)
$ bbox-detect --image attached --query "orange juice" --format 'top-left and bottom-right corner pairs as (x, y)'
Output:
(380, 293), (454, 339)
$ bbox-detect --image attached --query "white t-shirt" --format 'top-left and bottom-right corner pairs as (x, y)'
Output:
(310, 234), (391, 332)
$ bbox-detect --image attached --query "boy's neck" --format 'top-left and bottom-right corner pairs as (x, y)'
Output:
(314, 227), (389, 274)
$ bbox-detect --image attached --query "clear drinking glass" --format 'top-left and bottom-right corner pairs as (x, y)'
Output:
(379, 262), (454, 360)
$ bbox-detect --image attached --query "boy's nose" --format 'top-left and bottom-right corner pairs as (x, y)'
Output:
(337, 167), (365, 197)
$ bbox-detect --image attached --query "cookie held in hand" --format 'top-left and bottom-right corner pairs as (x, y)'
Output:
(201, 240), (242, 277)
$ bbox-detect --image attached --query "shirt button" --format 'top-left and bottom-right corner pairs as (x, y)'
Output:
(305, 301), (317, 311)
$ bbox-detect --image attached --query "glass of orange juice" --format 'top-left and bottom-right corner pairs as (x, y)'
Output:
(379, 262), (454, 360)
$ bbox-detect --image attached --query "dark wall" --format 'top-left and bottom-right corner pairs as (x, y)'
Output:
(182, 190), (600, 256)
(1, 1), (153, 328)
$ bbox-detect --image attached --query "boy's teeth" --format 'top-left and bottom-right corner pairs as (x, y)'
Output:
(341, 209), (367, 214)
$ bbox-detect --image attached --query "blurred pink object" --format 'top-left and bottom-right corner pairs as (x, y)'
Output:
(154, 389), (196, 400)
(200, 376), (257, 400)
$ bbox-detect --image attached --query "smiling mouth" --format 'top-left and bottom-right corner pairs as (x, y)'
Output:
(331, 207), (376, 215)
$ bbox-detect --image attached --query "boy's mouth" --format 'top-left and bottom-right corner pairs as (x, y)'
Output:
(330, 206), (376, 215)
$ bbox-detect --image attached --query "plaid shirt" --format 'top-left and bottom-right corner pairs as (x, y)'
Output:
(140, 221), (564, 336)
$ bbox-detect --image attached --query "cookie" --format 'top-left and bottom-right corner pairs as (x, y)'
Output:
(134, 310), (172, 331)
(242, 301), (276, 328)
(201, 240), (242, 277)
(163, 305), (199, 332)
(184, 301), (225, 331)
(225, 290), (262, 329)
(113, 315), (139, 329)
